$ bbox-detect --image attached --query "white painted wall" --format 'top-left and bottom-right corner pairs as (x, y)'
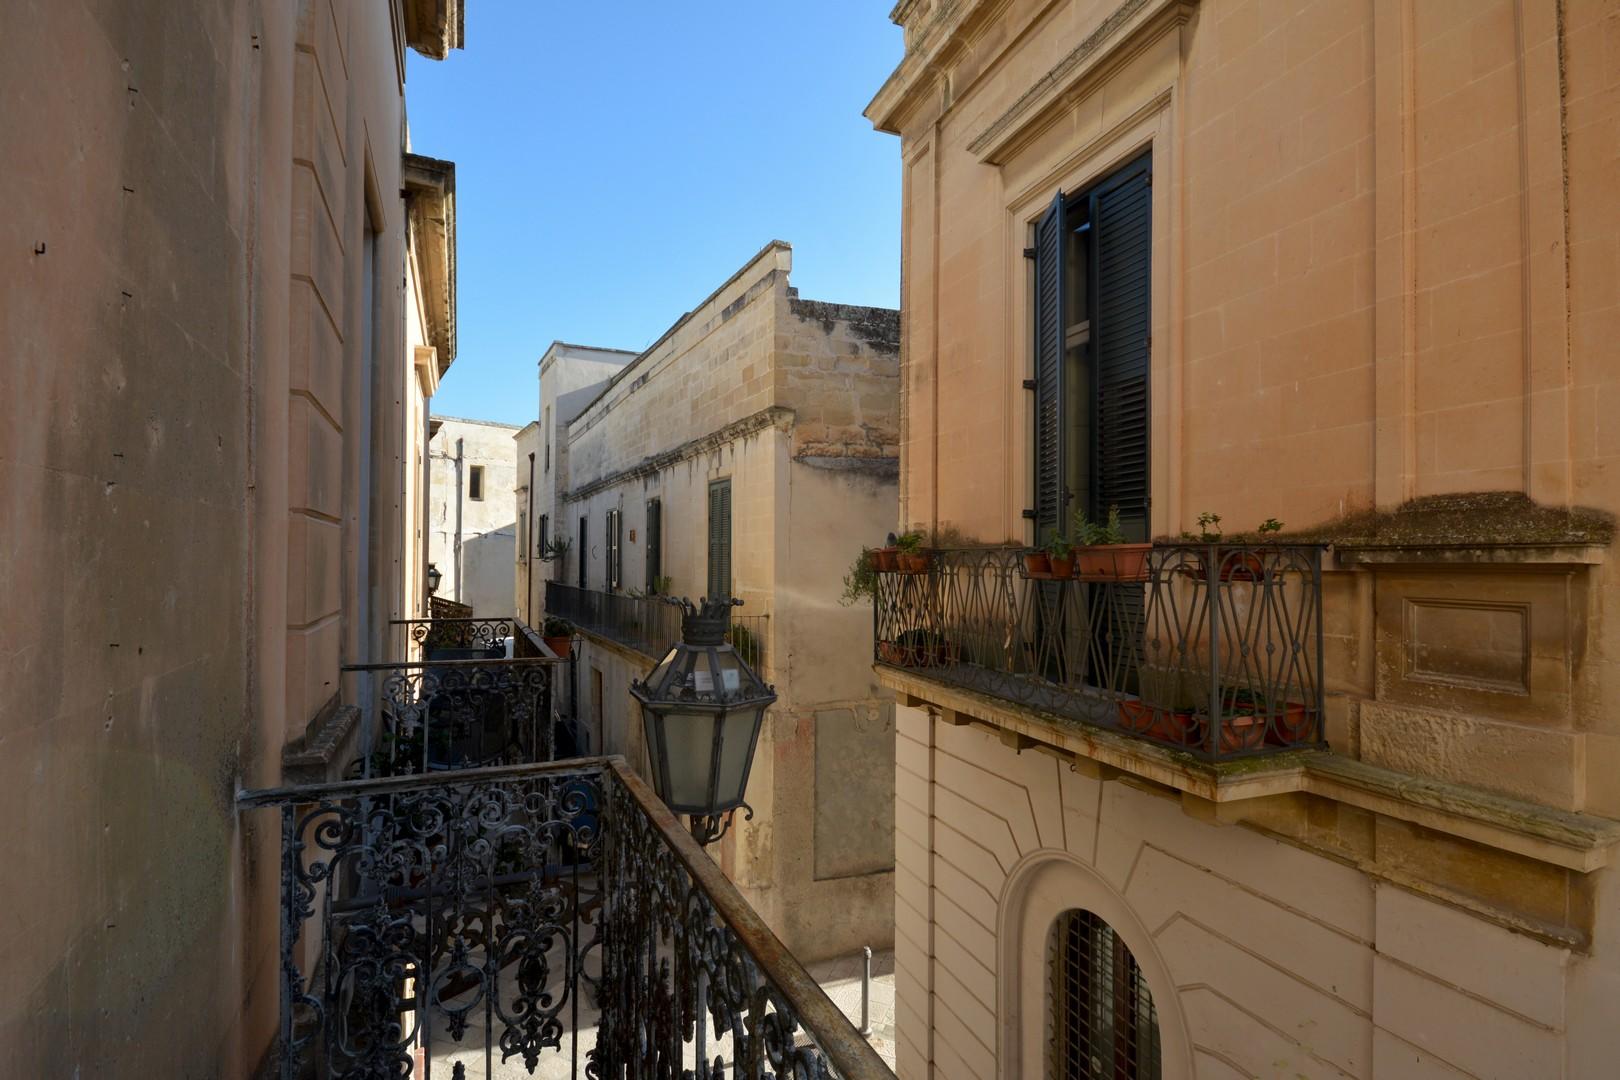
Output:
(429, 416), (521, 616)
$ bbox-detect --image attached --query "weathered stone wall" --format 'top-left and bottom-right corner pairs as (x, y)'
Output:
(553, 242), (900, 961)
(0, 1), (446, 1074)
(430, 417), (521, 616)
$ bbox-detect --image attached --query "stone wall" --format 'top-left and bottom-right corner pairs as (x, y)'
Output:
(893, 703), (1603, 1079)
(430, 417), (521, 617)
(867, 0), (1620, 1072)
(552, 242), (901, 962)
(0, 2), (453, 1073)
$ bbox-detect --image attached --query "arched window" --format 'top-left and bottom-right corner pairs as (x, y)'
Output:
(1049, 909), (1161, 1079)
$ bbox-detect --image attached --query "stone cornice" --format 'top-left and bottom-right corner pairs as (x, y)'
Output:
(404, 153), (456, 373)
(404, 0), (464, 60)
(560, 406), (795, 504)
(967, 0), (1196, 163)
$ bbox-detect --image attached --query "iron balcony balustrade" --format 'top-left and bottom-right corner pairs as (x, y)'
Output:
(238, 756), (894, 1080)
(545, 582), (768, 674)
(873, 543), (1327, 762)
(348, 618), (567, 778)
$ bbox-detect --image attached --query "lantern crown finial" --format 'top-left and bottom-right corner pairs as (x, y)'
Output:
(666, 595), (741, 646)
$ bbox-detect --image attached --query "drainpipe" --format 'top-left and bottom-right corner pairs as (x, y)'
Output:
(453, 436), (464, 602)
(526, 451), (536, 623)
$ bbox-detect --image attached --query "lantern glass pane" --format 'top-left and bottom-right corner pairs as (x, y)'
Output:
(663, 709), (718, 807)
(640, 707), (668, 795)
(647, 646), (683, 696)
(717, 706), (762, 805)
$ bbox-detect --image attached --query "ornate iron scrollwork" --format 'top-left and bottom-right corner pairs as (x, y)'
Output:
(249, 761), (882, 1079)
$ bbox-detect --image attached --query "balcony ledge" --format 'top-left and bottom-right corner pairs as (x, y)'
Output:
(878, 662), (1620, 874)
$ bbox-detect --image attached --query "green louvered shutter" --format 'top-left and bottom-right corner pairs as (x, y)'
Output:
(1032, 191), (1067, 544)
(707, 479), (731, 601)
(645, 499), (662, 591)
(1091, 159), (1151, 540)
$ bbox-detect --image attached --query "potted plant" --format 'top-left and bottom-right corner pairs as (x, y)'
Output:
(871, 533), (901, 574)
(841, 548), (880, 606)
(879, 628), (958, 667)
(1075, 505), (1152, 581)
(895, 530), (933, 575)
(1023, 546), (1053, 578)
(539, 535), (572, 563)
(541, 615), (575, 658)
(1045, 528), (1077, 579)
(1180, 513), (1284, 582)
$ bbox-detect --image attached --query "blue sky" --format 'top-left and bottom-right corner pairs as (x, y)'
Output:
(406, 4), (904, 426)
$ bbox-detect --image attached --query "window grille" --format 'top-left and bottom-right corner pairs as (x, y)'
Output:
(1049, 909), (1161, 1079)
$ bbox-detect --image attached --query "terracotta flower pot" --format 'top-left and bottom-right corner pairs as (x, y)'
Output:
(1047, 554), (1076, 579)
(543, 636), (572, 659)
(1263, 700), (1313, 745)
(1023, 551), (1052, 578)
(872, 547), (900, 573)
(1218, 714), (1267, 752)
(898, 551), (934, 575)
(1116, 699), (1198, 745)
(1077, 543), (1153, 582)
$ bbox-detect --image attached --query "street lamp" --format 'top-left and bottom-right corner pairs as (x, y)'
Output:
(426, 563), (442, 596)
(631, 597), (776, 845)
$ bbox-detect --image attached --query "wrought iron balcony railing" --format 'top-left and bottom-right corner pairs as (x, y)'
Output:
(238, 757), (893, 1080)
(544, 583), (768, 673)
(873, 544), (1326, 761)
(346, 617), (566, 778)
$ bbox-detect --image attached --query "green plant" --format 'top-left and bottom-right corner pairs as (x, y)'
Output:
(895, 530), (928, 554)
(1044, 528), (1075, 559)
(1073, 505), (1127, 546)
(650, 574), (673, 594)
(541, 615), (573, 637)
(840, 547), (879, 606)
(1256, 518), (1284, 537)
(1182, 511), (1223, 543)
(727, 622), (761, 665)
(540, 535), (572, 561)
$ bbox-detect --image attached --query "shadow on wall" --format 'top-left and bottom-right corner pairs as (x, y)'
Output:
(459, 523), (516, 616)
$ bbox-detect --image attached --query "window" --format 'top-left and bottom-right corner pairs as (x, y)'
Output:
(707, 479), (731, 601)
(468, 464), (485, 501)
(645, 498), (662, 592)
(518, 504), (527, 564)
(578, 517), (588, 589)
(544, 406), (551, 472)
(1030, 153), (1151, 542)
(537, 513), (549, 558)
(606, 508), (622, 591)
(1049, 910), (1161, 1079)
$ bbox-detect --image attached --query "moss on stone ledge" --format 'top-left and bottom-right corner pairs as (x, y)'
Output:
(1282, 492), (1614, 550)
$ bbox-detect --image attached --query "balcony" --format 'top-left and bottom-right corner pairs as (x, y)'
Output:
(545, 582), (768, 672)
(873, 543), (1326, 762)
(239, 756), (892, 1079)
(336, 617), (566, 778)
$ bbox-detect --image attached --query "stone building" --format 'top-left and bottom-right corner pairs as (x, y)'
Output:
(516, 341), (638, 621)
(533, 241), (903, 962)
(866, 0), (1620, 1077)
(0, 2), (461, 1074)
(428, 414), (521, 616)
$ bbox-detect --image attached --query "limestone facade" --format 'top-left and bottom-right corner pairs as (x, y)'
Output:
(539, 242), (903, 962)
(429, 415), (521, 616)
(0, 1), (460, 1074)
(519, 341), (637, 623)
(867, 0), (1620, 1075)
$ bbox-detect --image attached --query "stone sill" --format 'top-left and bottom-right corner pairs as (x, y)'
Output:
(282, 702), (361, 786)
(877, 663), (1620, 874)
(1334, 543), (1606, 568)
